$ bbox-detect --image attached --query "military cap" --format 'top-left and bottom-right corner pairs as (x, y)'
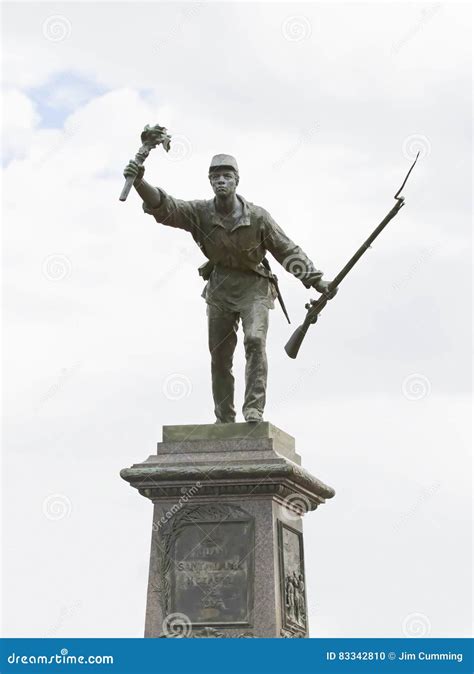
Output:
(209, 154), (239, 174)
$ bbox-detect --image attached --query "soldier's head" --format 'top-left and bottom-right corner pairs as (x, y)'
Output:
(208, 154), (239, 198)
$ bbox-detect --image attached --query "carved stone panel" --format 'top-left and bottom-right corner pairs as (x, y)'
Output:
(157, 504), (254, 627)
(277, 521), (307, 637)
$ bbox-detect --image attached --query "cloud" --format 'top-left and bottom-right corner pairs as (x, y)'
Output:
(2, 89), (40, 159)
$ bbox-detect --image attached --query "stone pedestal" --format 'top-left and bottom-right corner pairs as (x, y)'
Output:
(120, 422), (335, 638)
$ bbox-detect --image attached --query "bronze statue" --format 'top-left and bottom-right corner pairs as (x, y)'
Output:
(122, 124), (419, 422)
(123, 135), (336, 423)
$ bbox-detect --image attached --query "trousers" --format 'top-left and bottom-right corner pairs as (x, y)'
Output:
(207, 302), (270, 422)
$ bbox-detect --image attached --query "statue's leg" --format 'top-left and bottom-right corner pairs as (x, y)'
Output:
(241, 302), (269, 422)
(207, 304), (239, 423)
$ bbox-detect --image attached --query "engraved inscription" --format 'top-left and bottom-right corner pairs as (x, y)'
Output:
(171, 519), (254, 625)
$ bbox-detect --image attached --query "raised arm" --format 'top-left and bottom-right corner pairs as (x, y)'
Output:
(123, 160), (198, 234)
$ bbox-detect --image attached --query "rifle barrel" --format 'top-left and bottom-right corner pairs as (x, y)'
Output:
(329, 201), (403, 291)
(284, 152), (419, 359)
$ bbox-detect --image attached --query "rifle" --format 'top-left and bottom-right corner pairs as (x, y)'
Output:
(284, 153), (420, 359)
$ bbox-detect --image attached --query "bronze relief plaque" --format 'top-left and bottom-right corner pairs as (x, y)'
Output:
(278, 520), (307, 635)
(169, 505), (254, 626)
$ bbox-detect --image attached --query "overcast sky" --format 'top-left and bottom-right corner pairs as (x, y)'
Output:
(2, 1), (472, 638)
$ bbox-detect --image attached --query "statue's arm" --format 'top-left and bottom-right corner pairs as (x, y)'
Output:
(134, 178), (162, 209)
(123, 159), (198, 234)
(141, 186), (198, 234)
(263, 212), (325, 289)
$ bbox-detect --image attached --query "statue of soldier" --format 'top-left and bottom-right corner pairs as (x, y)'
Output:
(123, 154), (336, 424)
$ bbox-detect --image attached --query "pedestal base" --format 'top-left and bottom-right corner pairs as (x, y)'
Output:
(121, 422), (335, 638)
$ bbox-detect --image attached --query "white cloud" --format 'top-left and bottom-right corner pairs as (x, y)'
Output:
(2, 89), (40, 158)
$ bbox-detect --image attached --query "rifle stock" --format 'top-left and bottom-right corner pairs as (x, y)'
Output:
(284, 295), (327, 358)
(284, 323), (311, 359)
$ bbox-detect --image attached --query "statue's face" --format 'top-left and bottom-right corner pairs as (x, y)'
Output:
(209, 169), (239, 198)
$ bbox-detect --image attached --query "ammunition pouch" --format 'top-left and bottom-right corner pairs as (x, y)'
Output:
(198, 260), (214, 281)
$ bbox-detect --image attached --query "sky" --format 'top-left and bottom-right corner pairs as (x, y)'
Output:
(1, 1), (472, 638)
